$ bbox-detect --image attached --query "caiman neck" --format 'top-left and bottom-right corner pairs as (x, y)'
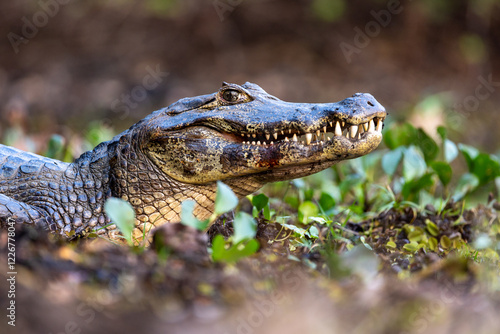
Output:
(107, 134), (264, 239)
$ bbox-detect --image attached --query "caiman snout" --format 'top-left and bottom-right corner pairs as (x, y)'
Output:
(334, 93), (386, 121)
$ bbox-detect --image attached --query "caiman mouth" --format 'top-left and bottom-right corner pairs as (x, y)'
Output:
(219, 115), (385, 147)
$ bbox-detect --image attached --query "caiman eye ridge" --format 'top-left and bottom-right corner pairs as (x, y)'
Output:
(238, 117), (385, 147)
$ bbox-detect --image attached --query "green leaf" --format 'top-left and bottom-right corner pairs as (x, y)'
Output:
(180, 200), (209, 231)
(211, 235), (259, 263)
(298, 201), (319, 224)
(251, 194), (269, 212)
(303, 188), (315, 201)
(437, 126), (447, 140)
(211, 235), (226, 261)
(443, 139), (458, 163)
(402, 173), (434, 199)
(403, 146), (427, 181)
(308, 225), (319, 239)
(428, 237), (438, 251)
(251, 193), (271, 220)
(416, 128), (439, 162)
(430, 161), (452, 186)
(403, 241), (420, 253)
(309, 217), (327, 224)
(383, 123), (418, 149)
(408, 228), (424, 243)
(233, 212), (257, 244)
(452, 173), (480, 201)
(281, 223), (308, 237)
(318, 192), (336, 211)
(214, 181), (238, 215)
(382, 147), (404, 176)
(104, 197), (136, 245)
(471, 153), (500, 185)
(359, 236), (373, 250)
(458, 143), (479, 171)
(425, 219), (440, 237)
(440, 235), (452, 249)
(386, 241), (397, 249)
(285, 196), (299, 209)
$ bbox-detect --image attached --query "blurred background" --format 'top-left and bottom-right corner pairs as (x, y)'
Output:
(2, 2), (500, 333)
(1, 0), (499, 156)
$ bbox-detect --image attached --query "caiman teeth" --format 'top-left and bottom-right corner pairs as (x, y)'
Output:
(240, 117), (384, 147)
(368, 120), (375, 132)
(305, 133), (312, 145)
(350, 125), (358, 138)
(335, 121), (342, 136)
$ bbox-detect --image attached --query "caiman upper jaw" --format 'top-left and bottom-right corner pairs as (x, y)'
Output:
(223, 92), (387, 147)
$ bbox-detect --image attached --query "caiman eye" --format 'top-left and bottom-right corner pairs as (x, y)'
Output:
(221, 89), (241, 103)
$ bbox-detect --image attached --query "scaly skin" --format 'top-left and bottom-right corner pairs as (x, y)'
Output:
(0, 82), (386, 241)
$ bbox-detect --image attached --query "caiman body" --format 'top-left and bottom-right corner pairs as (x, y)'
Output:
(0, 82), (386, 240)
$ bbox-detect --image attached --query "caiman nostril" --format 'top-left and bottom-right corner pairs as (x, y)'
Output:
(367, 101), (374, 107)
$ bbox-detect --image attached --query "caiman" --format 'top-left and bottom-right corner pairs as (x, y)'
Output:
(0, 82), (386, 241)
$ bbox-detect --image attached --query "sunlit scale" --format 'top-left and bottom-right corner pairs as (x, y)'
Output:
(241, 118), (385, 147)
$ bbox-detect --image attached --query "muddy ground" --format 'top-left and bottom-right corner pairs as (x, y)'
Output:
(1, 199), (499, 334)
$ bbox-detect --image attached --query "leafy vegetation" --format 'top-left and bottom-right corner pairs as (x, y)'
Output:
(180, 181), (260, 263)
(251, 121), (500, 285)
(101, 118), (499, 284)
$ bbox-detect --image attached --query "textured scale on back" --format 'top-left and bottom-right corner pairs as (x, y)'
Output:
(0, 82), (387, 242)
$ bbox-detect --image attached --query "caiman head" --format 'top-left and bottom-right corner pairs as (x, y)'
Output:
(111, 82), (386, 231)
(139, 82), (386, 188)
